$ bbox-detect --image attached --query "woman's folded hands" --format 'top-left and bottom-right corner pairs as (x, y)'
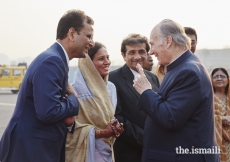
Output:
(95, 119), (124, 138)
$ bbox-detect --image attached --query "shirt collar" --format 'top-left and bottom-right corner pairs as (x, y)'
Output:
(130, 68), (140, 77)
(56, 41), (69, 65)
(167, 50), (187, 66)
(167, 50), (192, 72)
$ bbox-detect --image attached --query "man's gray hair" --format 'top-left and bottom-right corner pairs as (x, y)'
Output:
(156, 19), (191, 49)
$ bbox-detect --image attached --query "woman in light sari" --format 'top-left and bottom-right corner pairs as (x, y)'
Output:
(211, 67), (230, 162)
(65, 42), (124, 162)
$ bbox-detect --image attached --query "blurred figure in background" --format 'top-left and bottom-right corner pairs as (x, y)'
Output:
(184, 27), (197, 54)
(142, 53), (154, 71)
(65, 42), (123, 162)
(154, 63), (166, 84)
(211, 67), (230, 162)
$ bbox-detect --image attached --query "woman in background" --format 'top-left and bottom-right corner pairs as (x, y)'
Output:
(154, 64), (165, 84)
(211, 67), (230, 162)
(66, 42), (124, 162)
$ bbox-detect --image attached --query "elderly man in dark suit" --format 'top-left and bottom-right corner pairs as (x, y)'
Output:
(0, 10), (94, 162)
(109, 34), (159, 162)
(133, 19), (219, 162)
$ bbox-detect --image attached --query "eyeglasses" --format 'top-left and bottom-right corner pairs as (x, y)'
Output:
(75, 29), (93, 41)
(212, 75), (227, 80)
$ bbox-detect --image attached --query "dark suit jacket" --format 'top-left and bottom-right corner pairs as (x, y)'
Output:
(0, 43), (79, 162)
(109, 64), (159, 162)
(138, 50), (219, 162)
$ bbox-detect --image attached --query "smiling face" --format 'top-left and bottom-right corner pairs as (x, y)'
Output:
(71, 21), (94, 59)
(212, 70), (229, 90)
(92, 47), (111, 78)
(122, 43), (147, 71)
(149, 27), (171, 66)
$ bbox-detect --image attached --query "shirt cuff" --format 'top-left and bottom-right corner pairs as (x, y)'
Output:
(67, 122), (75, 133)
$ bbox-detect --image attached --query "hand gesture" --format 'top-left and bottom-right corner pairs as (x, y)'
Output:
(133, 63), (152, 94)
(111, 119), (124, 137)
(95, 119), (124, 138)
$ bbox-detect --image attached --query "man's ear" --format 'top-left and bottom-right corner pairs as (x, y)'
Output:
(121, 53), (126, 61)
(166, 35), (172, 48)
(67, 27), (76, 42)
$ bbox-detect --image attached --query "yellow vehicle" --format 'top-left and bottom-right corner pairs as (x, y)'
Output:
(0, 64), (27, 94)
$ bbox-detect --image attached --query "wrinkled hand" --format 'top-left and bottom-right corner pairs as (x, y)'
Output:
(223, 116), (230, 126)
(66, 82), (78, 98)
(133, 63), (152, 94)
(64, 116), (75, 126)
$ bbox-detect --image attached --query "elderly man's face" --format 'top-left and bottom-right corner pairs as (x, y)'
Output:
(149, 28), (169, 66)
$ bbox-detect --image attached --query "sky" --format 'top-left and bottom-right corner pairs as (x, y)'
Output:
(0, 0), (230, 66)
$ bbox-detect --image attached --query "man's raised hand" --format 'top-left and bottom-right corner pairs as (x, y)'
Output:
(133, 63), (152, 94)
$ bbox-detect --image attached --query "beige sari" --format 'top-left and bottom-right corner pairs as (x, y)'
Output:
(65, 55), (115, 162)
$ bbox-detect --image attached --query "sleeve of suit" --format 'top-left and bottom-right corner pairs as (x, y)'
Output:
(109, 74), (144, 150)
(138, 69), (201, 131)
(32, 56), (79, 124)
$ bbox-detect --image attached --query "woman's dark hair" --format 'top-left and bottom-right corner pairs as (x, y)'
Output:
(88, 42), (106, 60)
(56, 9), (94, 40)
(211, 67), (229, 94)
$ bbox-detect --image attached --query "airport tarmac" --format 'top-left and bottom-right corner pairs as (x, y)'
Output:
(0, 90), (17, 138)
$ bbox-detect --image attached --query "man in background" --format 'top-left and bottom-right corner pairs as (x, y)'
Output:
(109, 33), (159, 162)
(142, 53), (154, 71)
(184, 27), (197, 53)
(0, 9), (94, 162)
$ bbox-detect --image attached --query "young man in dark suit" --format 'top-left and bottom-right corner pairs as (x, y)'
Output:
(0, 10), (94, 162)
(184, 27), (198, 54)
(109, 34), (159, 162)
(133, 19), (219, 162)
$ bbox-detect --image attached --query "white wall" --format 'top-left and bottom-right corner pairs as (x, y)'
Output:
(195, 48), (230, 73)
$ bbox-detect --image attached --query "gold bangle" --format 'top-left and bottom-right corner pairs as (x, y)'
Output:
(95, 128), (101, 138)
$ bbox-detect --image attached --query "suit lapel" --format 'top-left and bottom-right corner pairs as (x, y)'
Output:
(145, 72), (152, 84)
(49, 42), (68, 96)
(122, 64), (140, 99)
(50, 42), (68, 72)
(145, 71), (158, 92)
